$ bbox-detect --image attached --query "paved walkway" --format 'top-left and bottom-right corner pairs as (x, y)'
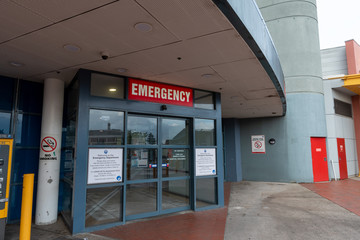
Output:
(5, 179), (360, 239)
(302, 178), (360, 217)
(225, 180), (360, 240)
(94, 182), (231, 240)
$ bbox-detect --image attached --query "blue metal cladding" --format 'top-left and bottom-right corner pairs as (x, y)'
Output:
(17, 80), (43, 114)
(0, 76), (14, 111)
(0, 78), (44, 222)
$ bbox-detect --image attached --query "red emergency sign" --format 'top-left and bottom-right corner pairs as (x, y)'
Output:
(128, 78), (193, 107)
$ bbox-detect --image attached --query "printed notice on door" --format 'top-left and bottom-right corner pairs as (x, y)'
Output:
(196, 148), (216, 176)
(251, 135), (265, 154)
(88, 148), (123, 184)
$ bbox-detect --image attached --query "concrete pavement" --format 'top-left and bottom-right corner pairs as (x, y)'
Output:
(225, 181), (360, 240)
(5, 180), (360, 239)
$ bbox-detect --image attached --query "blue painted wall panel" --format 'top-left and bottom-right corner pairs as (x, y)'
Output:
(239, 93), (326, 183)
(223, 118), (242, 182)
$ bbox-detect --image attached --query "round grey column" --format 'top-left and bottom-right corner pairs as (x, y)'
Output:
(255, 0), (327, 181)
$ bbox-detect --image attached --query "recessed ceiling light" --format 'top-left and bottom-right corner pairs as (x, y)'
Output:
(63, 44), (81, 52)
(109, 88), (117, 92)
(9, 61), (24, 67)
(134, 22), (153, 32)
(201, 74), (213, 78)
(117, 68), (128, 73)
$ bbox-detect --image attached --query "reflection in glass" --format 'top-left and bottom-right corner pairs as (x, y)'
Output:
(194, 90), (214, 110)
(126, 182), (157, 216)
(196, 178), (217, 208)
(65, 118), (76, 148)
(15, 114), (41, 147)
(127, 116), (157, 145)
(161, 118), (189, 145)
(89, 109), (124, 145)
(127, 149), (157, 180)
(0, 112), (11, 134)
(162, 180), (189, 210)
(85, 187), (123, 227)
(162, 149), (189, 177)
(195, 119), (215, 146)
(91, 73), (125, 99)
(61, 182), (72, 222)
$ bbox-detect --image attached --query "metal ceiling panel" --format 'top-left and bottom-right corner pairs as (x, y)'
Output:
(12, 0), (115, 22)
(0, 0), (51, 43)
(58, 0), (180, 56)
(136, 0), (232, 40)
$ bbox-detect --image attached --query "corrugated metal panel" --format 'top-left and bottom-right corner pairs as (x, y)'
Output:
(321, 46), (348, 77)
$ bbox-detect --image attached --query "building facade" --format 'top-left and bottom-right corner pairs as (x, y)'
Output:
(321, 40), (360, 180)
(0, 0), (359, 235)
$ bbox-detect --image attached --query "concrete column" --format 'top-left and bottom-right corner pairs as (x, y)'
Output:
(35, 78), (64, 225)
(243, 0), (327, 182)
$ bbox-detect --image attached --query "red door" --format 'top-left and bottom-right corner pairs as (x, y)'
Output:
(337, 138), (348, 179)
(311, 137), (329, 182)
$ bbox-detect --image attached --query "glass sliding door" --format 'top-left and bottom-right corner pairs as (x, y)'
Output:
(160, 118), (191, 213)
(126, 115), (158, 218)
(125, 115), (191, 219)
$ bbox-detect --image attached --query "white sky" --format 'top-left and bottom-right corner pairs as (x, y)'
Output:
(317, 0), (360, 49)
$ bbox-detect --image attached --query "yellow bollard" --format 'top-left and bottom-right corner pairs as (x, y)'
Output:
(19, 174), (34, 240)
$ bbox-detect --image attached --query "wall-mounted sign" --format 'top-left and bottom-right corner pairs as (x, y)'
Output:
(196, 148), (216, 176)
(39, 135), (60, 161)
(251, 135), (266, 154)
(88, 148), (123, 184)
(128, 78), (193, 107)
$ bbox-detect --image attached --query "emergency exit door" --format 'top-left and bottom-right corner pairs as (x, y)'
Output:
(311, 137), (329, 182)
(337, 138), (348, 180)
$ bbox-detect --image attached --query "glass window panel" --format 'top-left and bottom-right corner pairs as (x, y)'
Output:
(15, 114), (42, 147)
(0, 112), (11, 134)
(89, 109), (124, 145)
(161, 118), (189, 145)
(162, 180), (190, 210)
(61, 182), (72, 222)
(11, 149), (39, 183)
(196, 178), (217, 208)
(127, 149), (157, 180)
(334, 99), (352, 117)
(127, 116), (157, 145)
(66, 79), (79, 117)
(85, 186), (123, 227)
(91, 73), (124, 99)
(162, 149), (189, 178)
(126, 182), (157, 216)
(0, 76), (14, 111)
(194, 90), (214, 110)
(195, 119), (215, 146)
(18, 80), (43, 113)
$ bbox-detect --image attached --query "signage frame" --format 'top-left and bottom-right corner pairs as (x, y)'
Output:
(195, 148), (217, 176)
(251, 135), (266, 154)
(128, 78), (193, 107)
(87, 148), (124, 185)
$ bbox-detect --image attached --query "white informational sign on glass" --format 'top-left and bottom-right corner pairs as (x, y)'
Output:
(88, 148), (123, 184)
(196, 148), (216, 176)
(251, 135), (266, 154)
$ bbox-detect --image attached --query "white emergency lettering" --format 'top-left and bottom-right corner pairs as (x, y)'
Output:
(132, 83), (138, 96)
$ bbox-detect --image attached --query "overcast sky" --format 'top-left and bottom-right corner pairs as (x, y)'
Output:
(317, 0), (360, 49)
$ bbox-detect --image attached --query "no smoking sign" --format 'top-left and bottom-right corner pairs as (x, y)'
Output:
(41, 136), (57, 152)
(254, 141), (262, 149)
(251, 135), (265, 154)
